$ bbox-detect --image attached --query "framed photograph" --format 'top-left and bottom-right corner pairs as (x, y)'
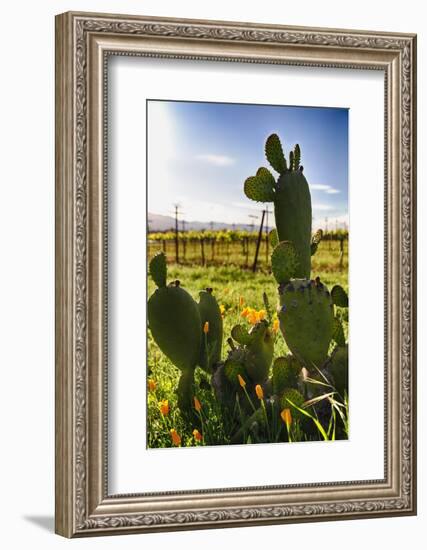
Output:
(55, 11), (417, 537)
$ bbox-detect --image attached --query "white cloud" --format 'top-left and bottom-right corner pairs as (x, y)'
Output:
(196, 154), (235, 166)
(310, 184), (331, 191)
(313, 203), (334, 211)
(310, 183), (340, 194)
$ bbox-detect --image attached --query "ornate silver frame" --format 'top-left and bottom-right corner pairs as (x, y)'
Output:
(55, 11), (417, 537)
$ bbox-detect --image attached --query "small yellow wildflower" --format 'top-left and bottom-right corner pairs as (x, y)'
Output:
(192, 428), (203, 442)
(238, 374), (246, 388)
(148, 379), (157, 392)
(272, 319), (280, 333)
(281, 408), (292, 428)
(158, 399), (169, 416)
(219, 304), (226, 315)
(194, 396), (202, 412)
(203, 321), (209, 334)
(255, 384), (264, 400)
(170, 429), (181, 446)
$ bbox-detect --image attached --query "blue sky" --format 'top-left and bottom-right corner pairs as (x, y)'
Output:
(147, 100), (348, 230)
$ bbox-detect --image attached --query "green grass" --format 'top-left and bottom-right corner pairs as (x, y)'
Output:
(147, 242), (348, 449)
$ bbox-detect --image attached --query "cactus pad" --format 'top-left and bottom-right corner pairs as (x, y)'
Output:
(265, 133), (287, 174)
(198, 288), (223, 373)
(231, 324), (252, 345)
(278, 278), (334, 370)
(224, 350), (248, 385)
(272, 355), (301, 395)
(274, 170), (312, 278)
(311, 229), (323, 256)
(332, 316), (346, 347)
(271, 241), (300, 284)
(149, 252), (167, 288)
(331, 285), (349, 307)
(148, 283), (201, 372)
(269, 228), (279, 249)
(279, 388), (305, 420)
(293, 144), (301, 170)
(244, 321), (274, 383)
(226, 321), (273, 384)
(329, 345), (348, 397)
(244, 174), (275, 203)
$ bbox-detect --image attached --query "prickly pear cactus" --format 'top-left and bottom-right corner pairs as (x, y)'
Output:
(329, 345), (348, 397)
(198, 288), (223, 373)
(244, 133), (312, 278)
(279, 388), (305, 420)
(272, 355), (301, 395)
(273, 169), (312, 279)
(271, 240), (300, 284)
(331, 285), (349, 307)
(223, 348), (248, 385)
(224, 320), (274, 385)
(147, 253), (201, 410)
(278, 277), (334, 370)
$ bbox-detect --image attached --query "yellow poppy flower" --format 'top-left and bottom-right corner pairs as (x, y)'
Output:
(272, 318), (280, 333)
(255, 384), (264, 400)
(241, 307), (250, 318)
(170, 429), (181, 446)
(238, 374), (246, 388)
(158, 399), (169, 416)
(194, 396), (202, 412)
(148, 379), (157, 392)
(281, 408), (292, 428)
(192, 429), (203, 442)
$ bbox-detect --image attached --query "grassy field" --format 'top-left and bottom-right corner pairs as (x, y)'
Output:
(147, 240), (348, 449)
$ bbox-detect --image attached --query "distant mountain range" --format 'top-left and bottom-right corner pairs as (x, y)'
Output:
(147, 212), (257, 232)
